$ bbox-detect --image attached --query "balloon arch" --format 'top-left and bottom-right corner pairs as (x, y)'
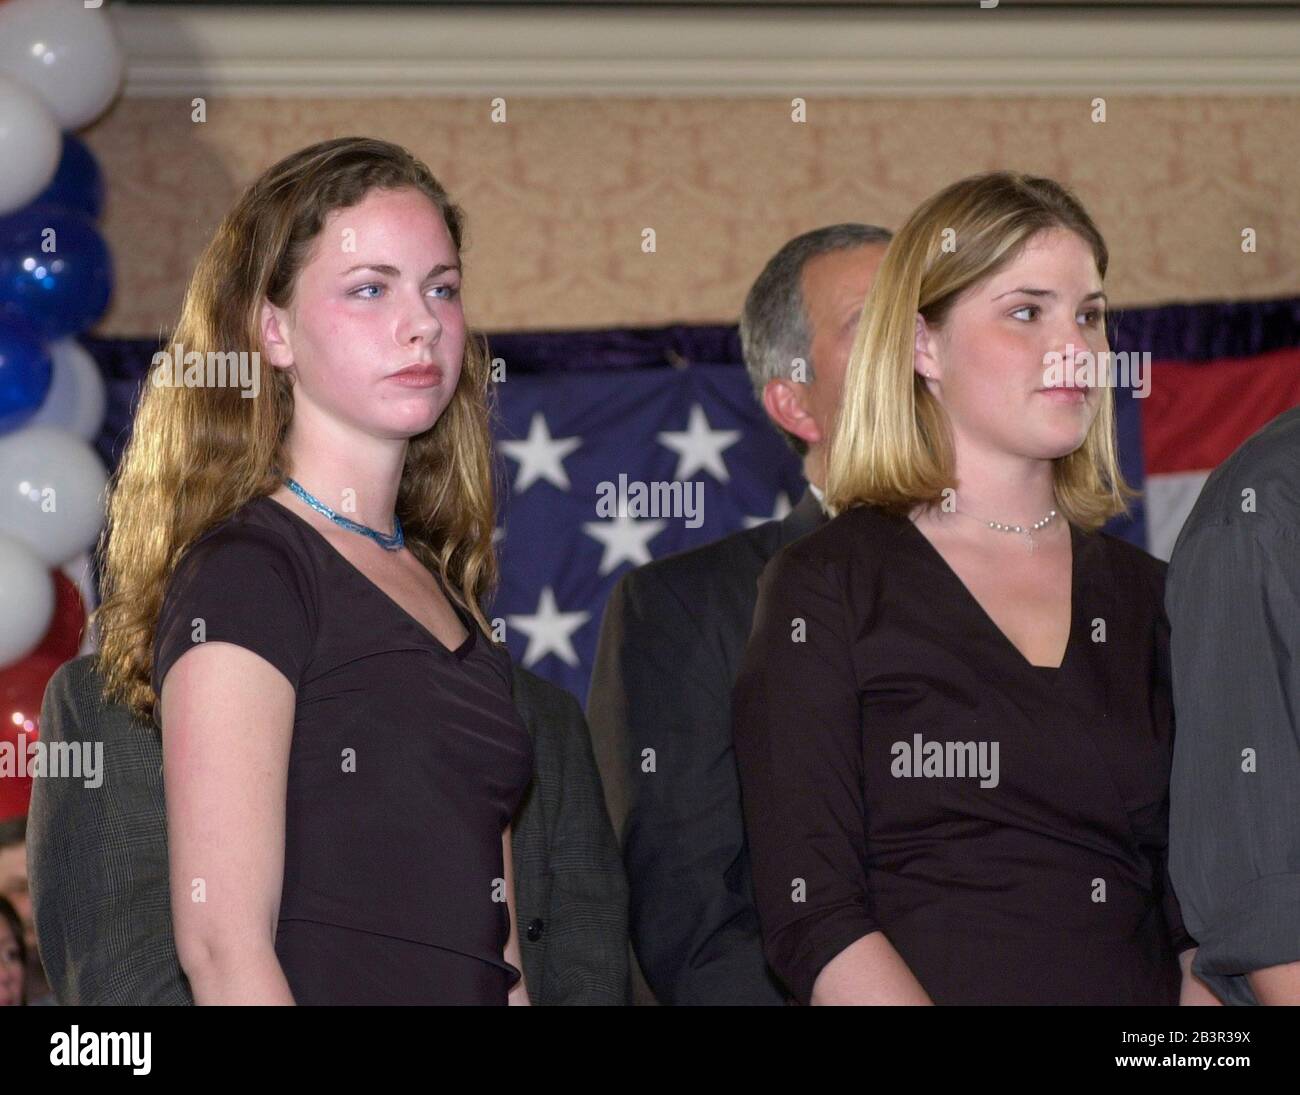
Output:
(0, 0), (124, 822)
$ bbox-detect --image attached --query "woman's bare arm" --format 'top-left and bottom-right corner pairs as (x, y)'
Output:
(810, 931), (934, 1005)
(160, 642), (297, 1004)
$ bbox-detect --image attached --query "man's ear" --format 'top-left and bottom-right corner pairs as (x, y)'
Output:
(761, 377), (820, 447)
(260, 300), (294, 369)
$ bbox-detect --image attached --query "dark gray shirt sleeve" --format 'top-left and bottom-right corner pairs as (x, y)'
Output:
(1167, 517), (1300, 1005)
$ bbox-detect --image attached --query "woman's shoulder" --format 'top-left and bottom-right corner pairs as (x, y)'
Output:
(153, 497), (320, 696)
(164, 496), (318, 608)
(769, 502), (913, 579)
(1081, 524), (1168, 602)
(1085, 525), (1166, 574)
(176, 496), (304, 565)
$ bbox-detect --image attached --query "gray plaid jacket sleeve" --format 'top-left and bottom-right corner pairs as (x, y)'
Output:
(28, 654), (194, 1005)
(511, 664), (631, 1005)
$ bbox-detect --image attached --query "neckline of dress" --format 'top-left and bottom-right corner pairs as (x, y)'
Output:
(897, 512), (1081, 674)
(260, 494), (476, 661)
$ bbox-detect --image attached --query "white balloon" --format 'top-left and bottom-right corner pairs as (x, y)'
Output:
(0, 425), (107, 567)
(0, 530), (54, 666)
(0, 0), (125, 130)
(0, 73), (61, 216)
(28, 338), (107, 442)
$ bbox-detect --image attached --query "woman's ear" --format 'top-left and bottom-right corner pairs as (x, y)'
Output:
(260, 300), (294, 369)
(914, 312), (941, 385)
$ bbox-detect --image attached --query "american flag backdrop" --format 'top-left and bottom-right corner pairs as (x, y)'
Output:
(488, 362), (807, 704)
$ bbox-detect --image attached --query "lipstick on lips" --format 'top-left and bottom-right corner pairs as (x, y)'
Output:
(1038, 382), (1089, 404)
(388, 362), (443, 387)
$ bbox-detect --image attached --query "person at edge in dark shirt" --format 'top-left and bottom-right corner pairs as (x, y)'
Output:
(1167, 404), (1300, 1005)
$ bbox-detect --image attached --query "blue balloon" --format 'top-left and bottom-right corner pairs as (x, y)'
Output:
(31, 135), (105, 220)
(0, 205), (113, 340)
(0, 318), (54, 435)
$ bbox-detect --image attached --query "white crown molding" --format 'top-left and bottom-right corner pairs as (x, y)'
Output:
(110, 4), (1300, 98)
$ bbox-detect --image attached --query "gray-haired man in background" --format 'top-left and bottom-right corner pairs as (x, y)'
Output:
(588, 224), (891, 1004)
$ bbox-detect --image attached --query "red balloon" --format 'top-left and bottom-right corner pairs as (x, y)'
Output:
(0, 653), (63, 822)
(31, 570), (87, 663)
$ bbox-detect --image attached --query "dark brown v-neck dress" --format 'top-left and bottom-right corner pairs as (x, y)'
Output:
(152, 495), (534, 1005)
(732, 504), (1193, 1006)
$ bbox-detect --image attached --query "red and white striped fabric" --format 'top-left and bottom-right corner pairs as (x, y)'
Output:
(1141, 347), (1300, 560)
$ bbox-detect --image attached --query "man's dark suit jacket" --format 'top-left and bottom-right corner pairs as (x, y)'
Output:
(587, 486), (826, 1005)
(28, 653), (629, 1005)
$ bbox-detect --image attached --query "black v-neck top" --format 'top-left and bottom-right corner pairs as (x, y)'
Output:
(152, 494), (534, 1005)
(732, 504), (1192, 1006)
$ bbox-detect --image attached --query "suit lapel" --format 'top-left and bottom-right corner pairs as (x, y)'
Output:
(775, 486), (828, 550)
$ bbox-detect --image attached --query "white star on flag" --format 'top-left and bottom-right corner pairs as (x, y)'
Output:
(500, 411), (582, 492)
(743, 491), (793, 529)
(582, 511), (667, 575)
(506, 586), (591, 668)
(657, 403), (742, 483)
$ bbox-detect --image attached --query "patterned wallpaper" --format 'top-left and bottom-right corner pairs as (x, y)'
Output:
(84, 95), (1300, 337)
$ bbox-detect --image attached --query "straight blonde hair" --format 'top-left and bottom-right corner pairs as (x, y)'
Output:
(826, 171), (1134, 529)
(93, 137), (502, 723)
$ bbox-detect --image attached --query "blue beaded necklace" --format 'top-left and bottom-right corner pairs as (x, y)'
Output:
(284, 477), (404, 551)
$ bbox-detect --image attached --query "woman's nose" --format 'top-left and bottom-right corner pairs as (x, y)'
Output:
(399, 290), (441, 344)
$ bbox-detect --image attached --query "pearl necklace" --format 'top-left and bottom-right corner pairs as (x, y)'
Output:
(956, 507), (1058, 553)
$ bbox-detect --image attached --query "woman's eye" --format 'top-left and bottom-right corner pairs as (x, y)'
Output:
(1010, 304), (1105, 327)
(351, 284), (459, 301)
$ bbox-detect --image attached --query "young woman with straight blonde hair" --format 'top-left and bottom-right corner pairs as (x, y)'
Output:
(733, 171), (1220, 1006)
(92, 137), (533, 1005)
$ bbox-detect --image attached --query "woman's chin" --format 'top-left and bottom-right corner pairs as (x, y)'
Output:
(1016, 426), (1092, 462)
(1031, 410), (1097, 457)
(369, 405), (448, 441)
